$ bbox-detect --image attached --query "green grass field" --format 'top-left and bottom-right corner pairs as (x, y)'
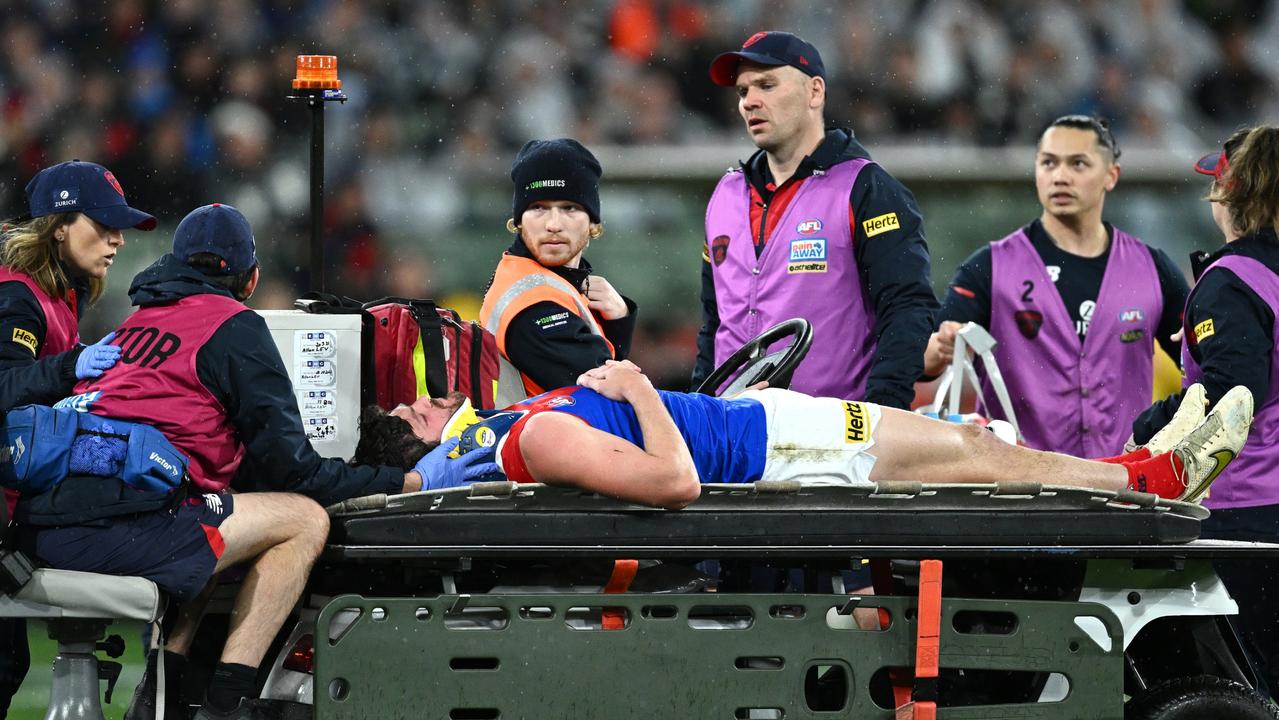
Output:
(8, 620), (146, 720)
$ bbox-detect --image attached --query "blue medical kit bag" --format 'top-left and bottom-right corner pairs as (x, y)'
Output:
(0, 405), (188, 494)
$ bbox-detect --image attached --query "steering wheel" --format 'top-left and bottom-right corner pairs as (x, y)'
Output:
(696, 318), (813, 397)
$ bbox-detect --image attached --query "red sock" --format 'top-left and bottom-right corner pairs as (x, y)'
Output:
(1095, 447), (1152, 464)
(1122, 453), (1186, 499)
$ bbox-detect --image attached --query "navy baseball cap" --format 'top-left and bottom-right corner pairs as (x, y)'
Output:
(172, 203), (258, 275)
(709, 31), (826, 87)
(25, 161), (156, 230)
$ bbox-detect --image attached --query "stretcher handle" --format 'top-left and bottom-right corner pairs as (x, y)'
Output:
(929, 323), (1022, 442)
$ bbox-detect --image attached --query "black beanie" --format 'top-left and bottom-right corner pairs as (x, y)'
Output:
(510, 138), (602, 223)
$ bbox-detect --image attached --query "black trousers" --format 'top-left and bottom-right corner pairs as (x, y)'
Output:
(1202, 504), (1279, 700)
(0, 618), (29, 718)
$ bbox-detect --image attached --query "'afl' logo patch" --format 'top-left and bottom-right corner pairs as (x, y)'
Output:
(1119, 308), (1145, 324)
(547, 396), (576, 408)
(796, 219), (823, 234)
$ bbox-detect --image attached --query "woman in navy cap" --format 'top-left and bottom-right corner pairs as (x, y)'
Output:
(0, 159), (154, 716)
(1132, 125), (1279, 700)
(0, 160), (155, 404)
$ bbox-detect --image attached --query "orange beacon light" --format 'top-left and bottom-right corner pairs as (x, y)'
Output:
(292, 55), (342, 91)
(288, 54), (347, 292)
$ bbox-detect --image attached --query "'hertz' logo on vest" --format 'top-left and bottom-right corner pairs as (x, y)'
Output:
(862, 212), (899, 237)
(525, 179), (567, 190)
(788, 238), (827, 274)
(1193, 318), (1215, 343)
(843, 401), (869, 444)
(11, 328), (37, 354)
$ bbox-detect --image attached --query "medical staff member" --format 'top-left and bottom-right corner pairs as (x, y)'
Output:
(0, 160), (153, 718)
(28, 203), (492, 720)
(1133, 126), (1279, 698)
(481, 139), (636, 395)
(692, 31), (936, 406)
(924, 116), (1188, 456)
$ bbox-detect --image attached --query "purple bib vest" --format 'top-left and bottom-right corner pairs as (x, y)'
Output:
(1182, 256), (1279, 509)
(0, 268), (80, 354)
(987, 228), (1161, 456)
(73, 294), (248, 493)
(706, 159), (875, 400)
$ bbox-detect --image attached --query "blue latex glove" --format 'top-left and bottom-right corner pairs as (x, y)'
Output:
(413, 437), (502, 491)
(74, 332), (121, 380)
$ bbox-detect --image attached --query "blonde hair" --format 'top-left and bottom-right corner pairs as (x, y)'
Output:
(506, 217), (604, 239)
(1, 213), (105, 303)
(1209, 126), (1279, 237)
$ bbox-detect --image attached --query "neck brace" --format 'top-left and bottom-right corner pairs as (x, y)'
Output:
(441, 398), (481, 457)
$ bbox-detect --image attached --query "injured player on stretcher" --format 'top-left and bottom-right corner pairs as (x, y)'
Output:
(355, 360), (1253, 510)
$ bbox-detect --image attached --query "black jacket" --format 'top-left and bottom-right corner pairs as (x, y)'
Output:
(1133, 229), (1279, 444)
(498, 238), (637, 390)
(692, 128), (937, 407)
(0, 270), (87, 408)
(20, 255), (403, 525)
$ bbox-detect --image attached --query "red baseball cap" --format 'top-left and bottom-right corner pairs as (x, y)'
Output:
(1194, 149), (1229, 181)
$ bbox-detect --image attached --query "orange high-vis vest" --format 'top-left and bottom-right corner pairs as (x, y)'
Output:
(480, 253), (615, 396)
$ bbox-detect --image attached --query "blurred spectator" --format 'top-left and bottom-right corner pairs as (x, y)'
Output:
(127, 109), (205, 219)
(914, 0), (1011, 107)
(321, 181), (387, 299)
(490, 6), (577, 144)
(0, 0), (1267, 309)
(1193, 23), (1274, 136)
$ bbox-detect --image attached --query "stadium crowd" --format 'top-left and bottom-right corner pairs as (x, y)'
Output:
(2, 0), (1276, 307)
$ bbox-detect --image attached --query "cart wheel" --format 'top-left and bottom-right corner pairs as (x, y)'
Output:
(1125, 675), (1279, 719)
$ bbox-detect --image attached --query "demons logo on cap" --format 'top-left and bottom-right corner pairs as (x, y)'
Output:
(742, 32), (768, 48)
(103, 171), (124, 198)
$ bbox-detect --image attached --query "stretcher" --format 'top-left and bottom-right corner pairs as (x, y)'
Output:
(252, 318), (1279, 718)
(260, 482), (1279, 720)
